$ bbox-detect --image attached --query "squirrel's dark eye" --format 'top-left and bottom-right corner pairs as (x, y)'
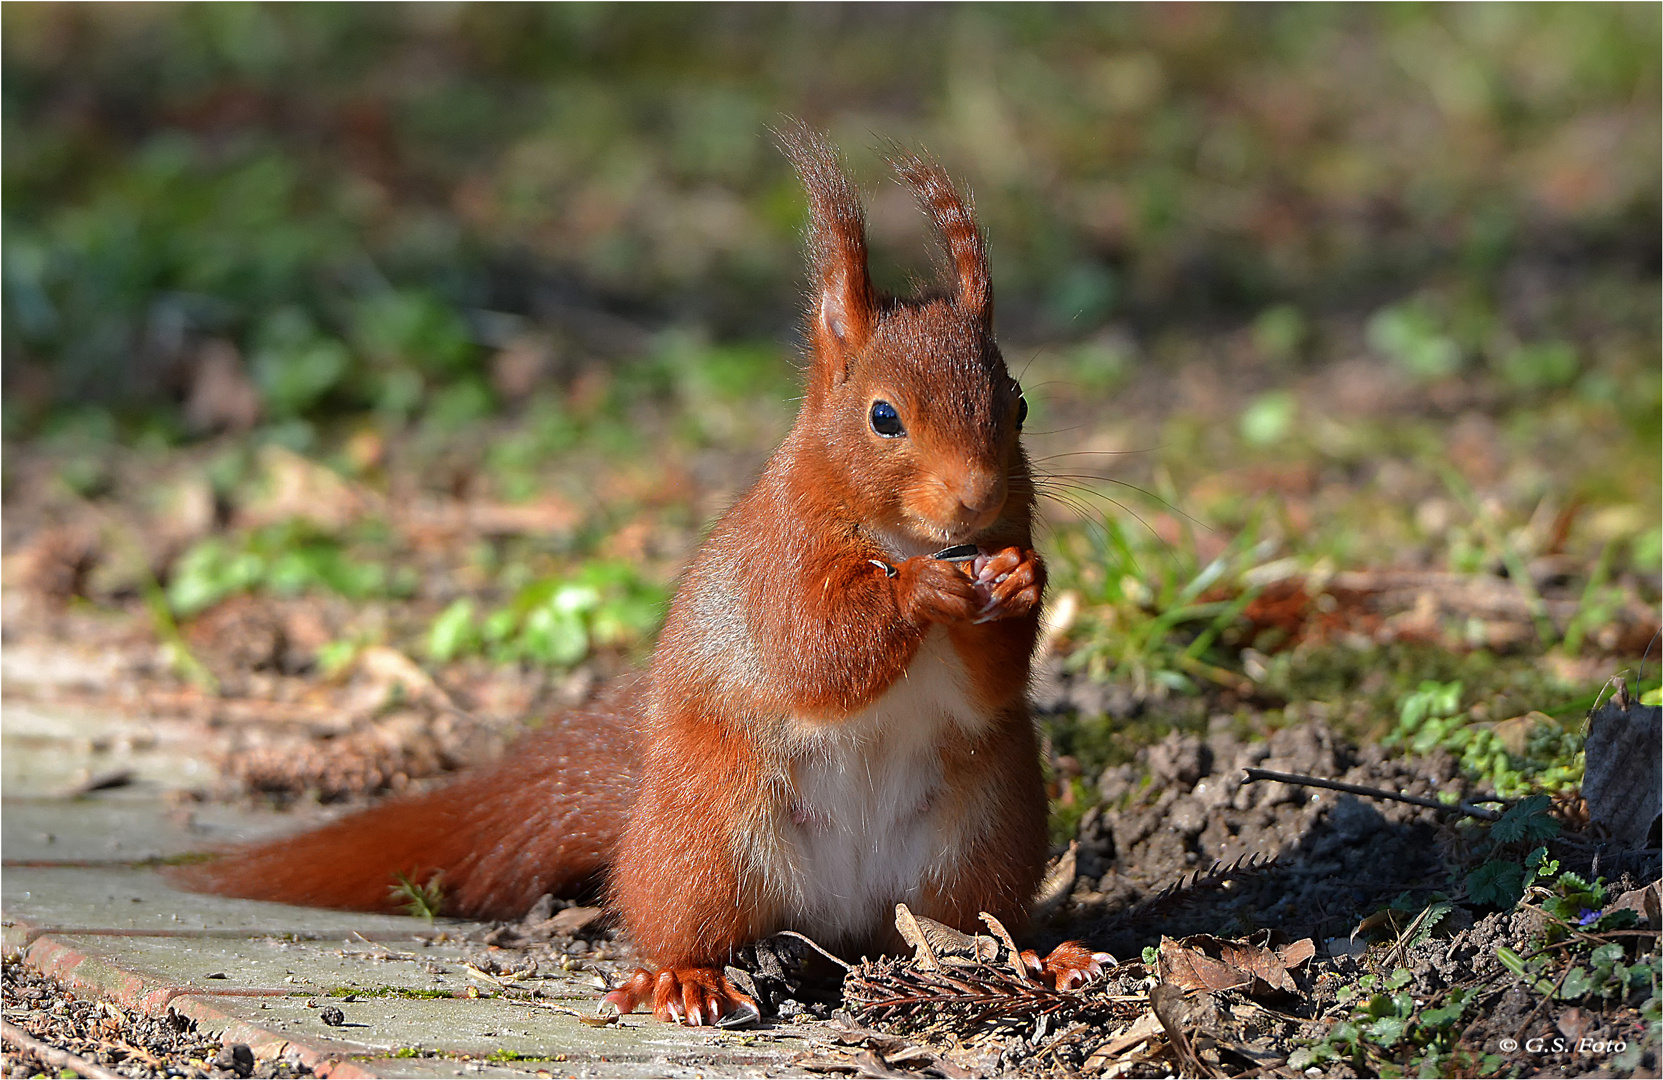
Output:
(1016, 394), (1028, 430)
(870, 400), (905, 438)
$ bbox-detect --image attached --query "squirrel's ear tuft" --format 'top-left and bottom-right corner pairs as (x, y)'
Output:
(776, 120), (876, 383)
(888, 148), (992, 331)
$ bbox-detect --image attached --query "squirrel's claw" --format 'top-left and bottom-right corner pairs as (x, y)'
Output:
(716, 999), (762, 1028)
(602, 966), (759, 1027)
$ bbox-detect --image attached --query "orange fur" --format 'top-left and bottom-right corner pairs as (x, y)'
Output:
(175, 125), (1064, 1024)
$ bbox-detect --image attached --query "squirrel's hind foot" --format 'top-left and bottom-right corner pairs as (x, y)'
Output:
(599, 966), (760, 1027)
(1021, 941), (1116, 991)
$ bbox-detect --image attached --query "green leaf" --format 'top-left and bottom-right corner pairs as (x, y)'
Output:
(1499, 341), (1578, 391)
(1522, 847), (1558, 889)
(1367, 303), (1461, 379)
(1558, 966), (1593, 1000)
(1491, 795), (1560, 844)
(1410, 901), (1455, 947)
(167, 540), (264, 616)
(481, 606), (518, 645)
(1363, 1015), (1408, 1048)
(521, 604), (588, 667)
(1419, 990), (1469, 1028)
(1240, 391), (1296, 447)
(1589, 942), (1624, 970)
(1554, 871), (1590, 895)
(1468, 859), (1525, 908)
(426, 599), (477, 663)
(1495, 946), (1527, 977)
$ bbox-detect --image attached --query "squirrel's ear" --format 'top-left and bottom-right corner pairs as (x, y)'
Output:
(777, 122), (876, 382)
(889, 149), (992, 331)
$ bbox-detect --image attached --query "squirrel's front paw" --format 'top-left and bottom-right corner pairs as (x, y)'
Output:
(969, 546), (1044, 624)
(894, 556), (982, 626)
(599, 966), (760, 1027)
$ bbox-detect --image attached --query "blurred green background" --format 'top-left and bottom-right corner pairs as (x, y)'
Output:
(3, 4), (1659, 776)
(5, 3), (1657, 433)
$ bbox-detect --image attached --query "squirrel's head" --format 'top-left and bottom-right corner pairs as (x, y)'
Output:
(779, 124), (1028, 555)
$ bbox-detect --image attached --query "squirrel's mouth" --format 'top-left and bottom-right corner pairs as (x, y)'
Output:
(878, 511), (998, 558)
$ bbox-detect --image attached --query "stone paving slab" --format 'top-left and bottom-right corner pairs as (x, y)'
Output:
(2, 700), (220, 797)
(3, 698), (824, 1077)
(11, 927), (815, 1078)
(179, 991), (813, 1067)
(29, 931), (612, 1003)
(3, 795), (291, 862)
(3, 866), (470, 941)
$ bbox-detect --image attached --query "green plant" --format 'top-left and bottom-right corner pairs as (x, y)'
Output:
(388, 871), (444, 922)
(1386, 682), (1583, 797)
(423, 559), (667, 668)
(1052, 513), (1273, 700)
(1293, 969), (1483, 1076)
(1465, 800), (1562, 909)
(1497, 340), (1579, 392)
(1238, 390), (1297, 447)
(1367, 301), (1461, 380)
(166, 521), (418, 618)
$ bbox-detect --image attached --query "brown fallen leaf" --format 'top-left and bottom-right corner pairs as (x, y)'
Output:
(892, 903), (1000, 969)
(1150, 982), (1214, 1078)
(1030, 840), (1078, 920)
(1159, 933), (1315, 997)
(1158, 936), (1250, 994)
(1608, 880), (1662, 929)
(547, 905), (605, 935)
(1082, 1010), (1164, 1069)
(1218, 939), (1300, 994)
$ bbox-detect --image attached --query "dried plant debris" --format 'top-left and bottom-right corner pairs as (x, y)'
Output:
(1111, 852), (1279, 928)
(840, 905), (1143, 1044)
(820, 887), (1661, 1078)
(1157, 932), (1316, 996)
(1, 962), (314, 1078)
(830, 904), (1320, 1077)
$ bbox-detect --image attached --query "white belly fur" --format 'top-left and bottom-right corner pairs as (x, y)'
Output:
(767, 626), (993, 948)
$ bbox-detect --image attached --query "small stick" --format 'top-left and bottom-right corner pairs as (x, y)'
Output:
(1, 1020), (122, 1080)
(1241, 768), (1503, 822)
(777, 930), (854, 971)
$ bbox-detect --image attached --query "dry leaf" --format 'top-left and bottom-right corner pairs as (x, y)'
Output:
(547, 905), (604, 935)
(1609, 880), (1661, 929)
(1031, 840), (1078, 919)
(1159, 936), (1250, 993)
(1159, 933), (1315, 997)
(1082, 1010), (1164, 1068)
(1583, 689), (1662, 845)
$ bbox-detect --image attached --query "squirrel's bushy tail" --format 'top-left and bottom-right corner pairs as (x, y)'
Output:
(170, 691), (641, 920)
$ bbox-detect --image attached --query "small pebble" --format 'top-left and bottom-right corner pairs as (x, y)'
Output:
(211, 1041), (254, 1078)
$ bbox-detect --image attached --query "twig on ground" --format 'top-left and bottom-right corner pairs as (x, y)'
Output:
(1, 1020), (123, 1080)
(1241, 768), (1503, 821)
(1512, 954), (1576, 1041)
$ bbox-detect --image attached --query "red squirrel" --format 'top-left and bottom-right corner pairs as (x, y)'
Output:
(174, 125), (1106, 1025)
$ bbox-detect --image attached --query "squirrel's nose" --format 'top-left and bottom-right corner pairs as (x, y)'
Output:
(955, 473), (1006, 523)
